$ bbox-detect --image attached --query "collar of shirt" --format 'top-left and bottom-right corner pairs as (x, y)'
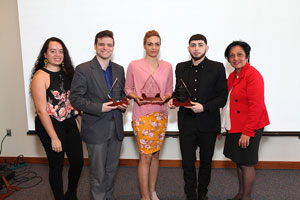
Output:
(190, 57), (208, 69)
(99, 60), (112, 71)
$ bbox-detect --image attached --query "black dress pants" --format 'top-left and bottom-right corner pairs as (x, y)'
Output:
(36, 116), (84, 200)
(179, 118), (217, 200)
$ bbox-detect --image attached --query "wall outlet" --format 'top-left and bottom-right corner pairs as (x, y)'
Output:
(6, 129), (11, 136)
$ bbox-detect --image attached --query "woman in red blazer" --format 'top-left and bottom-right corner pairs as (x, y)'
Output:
(222, 41), (270, 200)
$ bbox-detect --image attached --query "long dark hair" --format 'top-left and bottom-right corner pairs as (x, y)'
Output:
(30, 37), (75, 81)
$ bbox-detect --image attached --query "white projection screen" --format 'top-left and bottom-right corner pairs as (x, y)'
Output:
(18, 0), (300, 133)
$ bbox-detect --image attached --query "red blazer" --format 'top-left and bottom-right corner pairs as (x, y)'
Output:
(227, 62), (270, 137)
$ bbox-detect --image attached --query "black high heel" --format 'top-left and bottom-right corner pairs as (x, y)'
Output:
(226, 195), (241, 200)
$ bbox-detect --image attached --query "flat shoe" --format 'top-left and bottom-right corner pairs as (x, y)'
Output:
(151, 191), (159, 200)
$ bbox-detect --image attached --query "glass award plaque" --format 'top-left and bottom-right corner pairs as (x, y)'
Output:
(140, 75), (163, 103)
(172, 79), (192, 106)
(108, 78), (129, 106)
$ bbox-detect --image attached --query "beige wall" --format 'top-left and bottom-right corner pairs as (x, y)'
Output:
(0, 0), (44, 157)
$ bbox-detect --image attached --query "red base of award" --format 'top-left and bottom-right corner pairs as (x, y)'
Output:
(140, 94), (163, 104)
(173, 98), (192, 107)
(108, 97), (129, 106)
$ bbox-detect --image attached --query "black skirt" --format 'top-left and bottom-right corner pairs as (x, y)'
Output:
(223, 128), (263, 166)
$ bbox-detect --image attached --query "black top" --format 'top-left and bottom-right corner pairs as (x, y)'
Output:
(188, 59), (205, 102)
(40, 67), (78, 122)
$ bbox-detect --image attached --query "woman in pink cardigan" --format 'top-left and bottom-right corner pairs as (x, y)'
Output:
(125, 30), (173, 200)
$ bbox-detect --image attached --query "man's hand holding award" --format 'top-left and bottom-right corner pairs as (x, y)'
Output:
(108, 78), (129, 106)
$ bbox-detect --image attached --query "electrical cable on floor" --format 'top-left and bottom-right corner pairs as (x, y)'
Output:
(1, 156), (43, 190)
(9, 164), (43, 189)
(12, 155), (24, 166)
(0, 133), (43, 190)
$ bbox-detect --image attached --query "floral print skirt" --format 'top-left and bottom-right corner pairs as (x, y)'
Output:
(132, 112), (167, 154)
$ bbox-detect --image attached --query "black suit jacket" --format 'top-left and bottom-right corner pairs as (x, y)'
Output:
(175, 57), (228, 132)
(70, 56), (125, 144)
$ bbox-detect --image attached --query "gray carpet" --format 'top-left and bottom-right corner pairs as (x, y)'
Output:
(1, 164), (300, 200)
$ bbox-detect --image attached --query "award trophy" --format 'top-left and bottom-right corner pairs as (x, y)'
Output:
(172, 79), (192, 106)
(108, 78), (129, 106)
(140, 75), (163, 103)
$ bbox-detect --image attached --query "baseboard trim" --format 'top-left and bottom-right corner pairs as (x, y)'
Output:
(120, 159), (300, 169)
(1, 157), (300, 169)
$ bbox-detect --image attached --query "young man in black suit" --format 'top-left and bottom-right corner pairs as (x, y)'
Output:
(169, 34), (228, 200)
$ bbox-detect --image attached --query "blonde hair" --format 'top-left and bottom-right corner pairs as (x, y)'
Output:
(143, 30), (161, 45)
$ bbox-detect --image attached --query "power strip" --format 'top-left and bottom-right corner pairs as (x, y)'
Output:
(8, 162), (27, 170)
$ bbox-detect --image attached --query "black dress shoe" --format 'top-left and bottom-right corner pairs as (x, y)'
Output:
(64, 191), (78, 200)
(199, 195), (208, 200)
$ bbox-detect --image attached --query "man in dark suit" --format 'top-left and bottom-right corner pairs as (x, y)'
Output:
(169, 34), (228, 200)
(70, 30), (127, 200)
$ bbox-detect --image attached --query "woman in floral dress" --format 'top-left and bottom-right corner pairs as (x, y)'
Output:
(30, 37), (83, 200)
(125, 30), (173, 200)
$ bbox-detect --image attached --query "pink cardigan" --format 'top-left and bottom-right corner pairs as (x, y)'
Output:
(125, 59), (173, 121)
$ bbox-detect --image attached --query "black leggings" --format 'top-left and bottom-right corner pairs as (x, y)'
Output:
(35, 116), (83, 200)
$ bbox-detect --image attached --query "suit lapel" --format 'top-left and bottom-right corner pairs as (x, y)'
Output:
(111, 63), (118, 83)
(181, 61), (192, 84)
(231, 73), (242, 88)
(111, 63), (125, 87)
(231, 63), (250, 88)
(90, 57), (109, 97)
